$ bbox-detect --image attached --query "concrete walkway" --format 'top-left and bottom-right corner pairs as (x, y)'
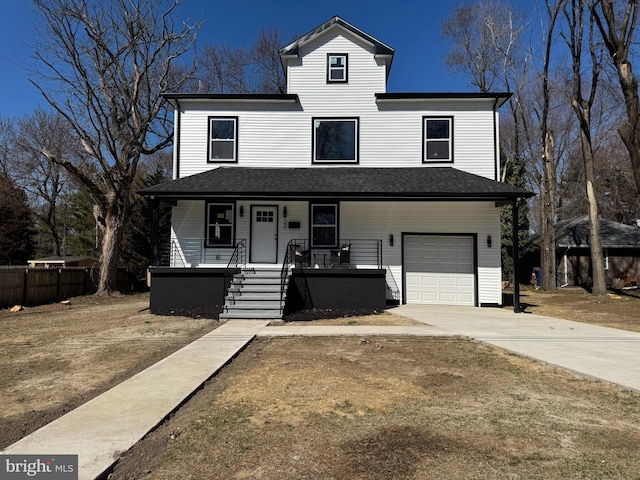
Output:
(2, 320), (269, 480)
(4, 307), (640, 480)
(390, 305), (640, 393)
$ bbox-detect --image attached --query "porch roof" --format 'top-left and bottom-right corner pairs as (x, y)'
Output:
(139, 167), (533, 201)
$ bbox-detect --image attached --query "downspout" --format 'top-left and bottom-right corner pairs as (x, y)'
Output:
(512, 198), (521, 313)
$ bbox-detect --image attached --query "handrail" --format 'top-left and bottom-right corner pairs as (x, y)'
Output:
(280, 240), (296, 313)
(170, 239), (186, 268)
(385, 267), (401, 302)
(223, 239), (247, 300)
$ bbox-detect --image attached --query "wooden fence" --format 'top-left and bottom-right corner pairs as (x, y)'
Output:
(0, 267), (135, 307)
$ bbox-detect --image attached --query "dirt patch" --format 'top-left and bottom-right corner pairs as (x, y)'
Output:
(279, 308), (421, 326)
(3, 287), (640, 478)
(512, 285), (640, 332)
(110, 337), (640, 479)
(0, 293), (219, 449)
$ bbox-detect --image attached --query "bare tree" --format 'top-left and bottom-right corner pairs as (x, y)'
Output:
(30, 0), (199, 294)
(13, 110), (82, 257)
(563, 0), (607, 295)
(588, 0), (640, 195)
(536, 0), (566, 291)
(248, 28), (287, 94)
(0, 117), (12, 176)
(443, 0), (529, 95)
(193, 28), (286, 94)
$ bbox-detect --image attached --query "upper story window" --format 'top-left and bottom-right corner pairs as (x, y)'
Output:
(313, 117), (359, 164)
(206, 203), (234, 247)
(208, 116), (238, 162)
(423, 116), (453, 163)
(327, 54), (348, 83)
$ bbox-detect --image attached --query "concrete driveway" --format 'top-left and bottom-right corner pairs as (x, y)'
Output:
(390, 305), (640, 393)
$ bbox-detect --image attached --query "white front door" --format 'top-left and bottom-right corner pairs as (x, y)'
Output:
(251, 206), (278, 263)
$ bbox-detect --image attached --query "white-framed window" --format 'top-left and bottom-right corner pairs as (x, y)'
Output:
(208, 116), (237, 162)
(327, 53), (348, 83)
(313, 118), (359, 163)
(311, 204), (338, 247)
(206, 203), (234, 246)
(423, 116), (453, 162)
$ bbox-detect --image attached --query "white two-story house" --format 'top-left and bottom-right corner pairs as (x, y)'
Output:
(141, 16), (532, 319)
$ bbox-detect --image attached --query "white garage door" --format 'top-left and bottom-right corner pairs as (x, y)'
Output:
(404, 235), (475, 306)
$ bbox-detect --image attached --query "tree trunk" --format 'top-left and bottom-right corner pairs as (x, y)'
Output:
(589, 0), (640, 194)
(96, 194), (124, 295)
(616, 61), (640, 193)
(540, 130), (557, 291)
(586, 179), (607, 295)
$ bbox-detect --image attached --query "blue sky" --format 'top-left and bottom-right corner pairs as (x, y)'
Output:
(0, 0), (534, 119)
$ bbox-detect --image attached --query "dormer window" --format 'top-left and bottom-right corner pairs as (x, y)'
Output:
(327, 54), (348, 83)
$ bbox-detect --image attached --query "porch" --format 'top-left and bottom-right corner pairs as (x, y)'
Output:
(149, 238), (398, 318)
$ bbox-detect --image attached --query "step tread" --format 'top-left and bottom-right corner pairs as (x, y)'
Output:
(220, 313), (283, 320)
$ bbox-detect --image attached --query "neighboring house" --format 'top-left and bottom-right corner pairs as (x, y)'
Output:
(28, 256), (100, 268)
(141, 16), (532, 318)
(529, 216), (640, 288)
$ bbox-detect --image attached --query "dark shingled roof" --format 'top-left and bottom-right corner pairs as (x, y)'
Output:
(533, 216), (640, 249)
(140, 167), (533, 200)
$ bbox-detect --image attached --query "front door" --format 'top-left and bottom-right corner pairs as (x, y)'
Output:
(251, 206), (278, 263)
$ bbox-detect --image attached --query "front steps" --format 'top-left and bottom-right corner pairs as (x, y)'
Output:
(219, 268), (287, 320)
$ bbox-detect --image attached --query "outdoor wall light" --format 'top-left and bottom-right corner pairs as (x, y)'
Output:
(283, 206), (288, 218)
(239, 205), (244, 217)
(389, 234), (394, 246)
(487, 235), (492, 248)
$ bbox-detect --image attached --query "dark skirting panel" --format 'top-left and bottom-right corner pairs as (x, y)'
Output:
(149, 267), (232, 314)
(286, 268), (387, 314)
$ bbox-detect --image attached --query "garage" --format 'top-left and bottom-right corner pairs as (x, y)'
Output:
(404, 234), (476, 306)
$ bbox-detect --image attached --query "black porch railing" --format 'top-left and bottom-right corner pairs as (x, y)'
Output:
(280, 238), (384, 312)
(158, 238), (247, 267)
(285, 239), (383, 269)
(223, 240), (247, 300)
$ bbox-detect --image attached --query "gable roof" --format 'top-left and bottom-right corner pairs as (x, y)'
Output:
(279, 16), (394, 72)
(533, 216), (640, 249)
(140, 167), (533, 201)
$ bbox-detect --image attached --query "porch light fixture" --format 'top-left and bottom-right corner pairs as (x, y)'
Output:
(487, 235), (492, 248)
(283, 206), (288, 218)
(239, 205), (244, 217)
(389, 234), (394, 246)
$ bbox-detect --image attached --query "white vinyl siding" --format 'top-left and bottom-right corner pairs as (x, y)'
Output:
(338, 201), (501, 305)
(176, 101), (497, 179)
(288, 28), (386, 108)
(170, 199), (501, 304)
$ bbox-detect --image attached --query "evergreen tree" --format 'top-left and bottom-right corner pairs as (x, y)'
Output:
(63, 187), (99, 258)
(500, 153), (531, 286)
(0, 174), (35, 265)
(119, 167), (172, 282)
